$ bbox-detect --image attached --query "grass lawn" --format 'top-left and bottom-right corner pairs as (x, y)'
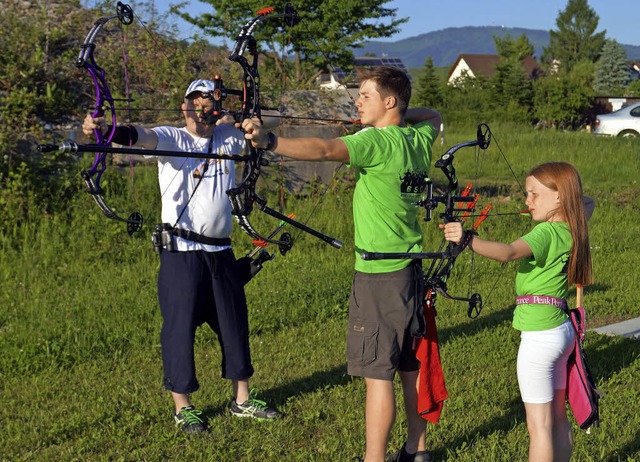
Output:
(1, 122), (638, 461)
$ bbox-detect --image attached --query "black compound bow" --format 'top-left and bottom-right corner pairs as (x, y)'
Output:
(361, 124), (493, 318)
(40, 3), (342, 252)
(216, 5), (343, 252)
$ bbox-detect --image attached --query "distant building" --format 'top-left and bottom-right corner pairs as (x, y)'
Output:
(317, 56), (410, 90)
(630, 62), (640, 81)
(592, 96), (640, 113)
(447, 54), (543, 86)
(354, 56), (410, 74)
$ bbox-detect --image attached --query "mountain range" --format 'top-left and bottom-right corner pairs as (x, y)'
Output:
(354, 26), (640, 69)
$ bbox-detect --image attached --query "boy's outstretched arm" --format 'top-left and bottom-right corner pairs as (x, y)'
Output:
(242, 118), (350, 163)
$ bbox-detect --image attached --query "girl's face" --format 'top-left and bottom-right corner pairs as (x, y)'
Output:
(525, 175), (562, 222)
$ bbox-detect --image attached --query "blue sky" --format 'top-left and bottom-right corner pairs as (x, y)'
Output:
(149, 0), (638, 46)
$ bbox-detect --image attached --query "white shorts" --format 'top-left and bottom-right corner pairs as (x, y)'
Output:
(517, 320), (575, 404)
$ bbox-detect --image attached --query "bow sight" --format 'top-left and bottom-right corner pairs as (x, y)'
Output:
(198, 75), (244, 125)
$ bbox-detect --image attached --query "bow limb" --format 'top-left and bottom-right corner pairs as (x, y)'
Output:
(248, 213), (296, 258)
(76, 2), (142, 235)
(237, 214), (295, 286)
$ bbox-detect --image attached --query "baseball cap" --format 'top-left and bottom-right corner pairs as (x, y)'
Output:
(184, 79), (216, 99)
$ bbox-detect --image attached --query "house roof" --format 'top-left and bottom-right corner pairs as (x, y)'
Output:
(448, 54), (543, 81)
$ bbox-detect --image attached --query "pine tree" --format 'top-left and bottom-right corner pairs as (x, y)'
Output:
(542, 0), (605, 72)
(494, 34), (534, 62)
(594, 39), (630, 95)
(414, 57), (443, 108)
(492, 34), (534, 122)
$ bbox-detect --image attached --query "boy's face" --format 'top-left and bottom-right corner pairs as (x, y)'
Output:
(355, 79), (389, 127)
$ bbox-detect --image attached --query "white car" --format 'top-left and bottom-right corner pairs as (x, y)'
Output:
(593, 102), (640, 137)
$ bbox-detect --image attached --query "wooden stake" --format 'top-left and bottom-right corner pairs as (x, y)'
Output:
(576, 284), (583, 308)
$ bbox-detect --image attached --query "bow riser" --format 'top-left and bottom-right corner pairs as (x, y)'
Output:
(82, 65), (117, 182)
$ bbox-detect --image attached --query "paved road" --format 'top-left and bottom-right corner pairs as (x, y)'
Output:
(592, 317), (640, 339)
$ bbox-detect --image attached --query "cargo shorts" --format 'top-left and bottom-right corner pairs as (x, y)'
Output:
(346, 263), (422, 381)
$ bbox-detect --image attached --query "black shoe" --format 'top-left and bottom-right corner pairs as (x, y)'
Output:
(413, 451), (432, 462)
(386, 444), (433, 462)
(174, 405), (206, 433)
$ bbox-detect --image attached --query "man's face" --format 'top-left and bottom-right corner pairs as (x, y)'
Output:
(184, 93), (215, 124)
(355, 79), (389, 127)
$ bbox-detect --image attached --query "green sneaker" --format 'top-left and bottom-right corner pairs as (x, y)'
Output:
(174, 405), (206, 433)
(229, 391), (281, 420)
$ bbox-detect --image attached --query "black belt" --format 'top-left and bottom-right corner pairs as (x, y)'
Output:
(172, 228), (231, 246)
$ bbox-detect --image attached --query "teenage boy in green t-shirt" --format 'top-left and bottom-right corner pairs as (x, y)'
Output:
(243, 66), (441, 462)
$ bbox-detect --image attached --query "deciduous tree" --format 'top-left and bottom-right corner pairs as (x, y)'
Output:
(172, 0), (407, 86)
(533, 60), (595, 129)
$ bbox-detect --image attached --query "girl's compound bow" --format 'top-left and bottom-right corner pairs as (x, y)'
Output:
(361, 124), (493, 318)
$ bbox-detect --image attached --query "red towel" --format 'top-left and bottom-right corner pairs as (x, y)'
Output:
(415, 296), (448, 423)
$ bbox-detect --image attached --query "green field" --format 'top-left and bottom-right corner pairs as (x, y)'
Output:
(1, 122), (639, 461)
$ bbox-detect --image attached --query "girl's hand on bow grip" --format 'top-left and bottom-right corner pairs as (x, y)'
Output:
(440, 222), (464, 244)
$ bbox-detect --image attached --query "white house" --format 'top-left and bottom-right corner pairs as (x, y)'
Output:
(447, 54), (543, 86)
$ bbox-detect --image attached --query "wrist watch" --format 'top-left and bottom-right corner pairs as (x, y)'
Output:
(265, 132), (276, 151)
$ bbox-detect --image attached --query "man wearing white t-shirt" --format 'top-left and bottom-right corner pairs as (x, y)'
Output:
(82, 79), (280, 433)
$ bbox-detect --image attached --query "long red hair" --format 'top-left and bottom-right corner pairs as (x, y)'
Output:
(528, 162), (593, 286)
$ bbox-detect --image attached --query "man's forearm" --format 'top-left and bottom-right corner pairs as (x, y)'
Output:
(405, 107), (442, 132)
